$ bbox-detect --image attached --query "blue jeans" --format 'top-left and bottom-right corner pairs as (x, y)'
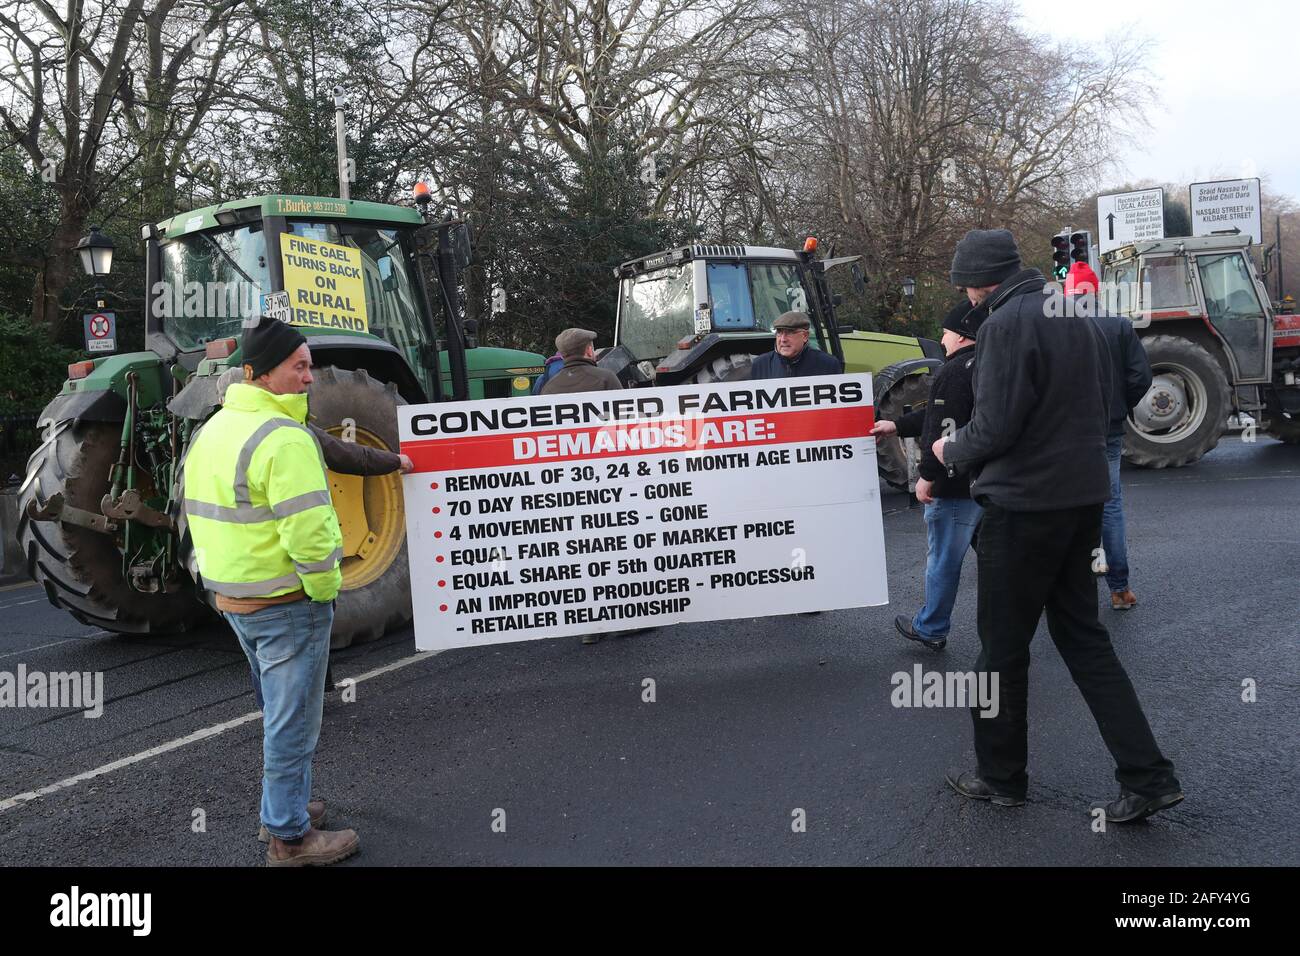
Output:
(912, 497), (983, 640)
(1101, 434), (1129, 592)
(225, 599), (333, 840)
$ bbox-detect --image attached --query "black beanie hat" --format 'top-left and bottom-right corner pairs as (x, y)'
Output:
(241, 317), (306, 378)
(941, 298), (989, 340)
(950, 228), (1021, 288)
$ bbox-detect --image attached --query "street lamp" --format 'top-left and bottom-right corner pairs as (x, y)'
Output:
(75, 226), (114, 279)
(902, 276), (916, 315)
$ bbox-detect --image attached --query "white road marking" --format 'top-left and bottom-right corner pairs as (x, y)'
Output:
(0, 598), (42, 610)
(0, 648), (438, 814)
(0, 629), (111, 658)
(0, 639), (79, 661)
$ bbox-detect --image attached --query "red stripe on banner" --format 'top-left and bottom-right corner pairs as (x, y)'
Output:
(402, 406), (875, 473)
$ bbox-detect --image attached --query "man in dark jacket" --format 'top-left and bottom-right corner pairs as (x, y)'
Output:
(871, 297), (987, 651)
(540, 328), (622, 394)
(932, 229), (1183, 824)
(749, 311), (844, 379)
(1065, 262), (1152, 611)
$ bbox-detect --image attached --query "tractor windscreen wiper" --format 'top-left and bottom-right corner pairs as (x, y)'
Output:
(198, 230), (262, 289)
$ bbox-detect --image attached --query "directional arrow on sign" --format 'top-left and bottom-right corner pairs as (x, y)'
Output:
(1106, 213), (1116, 242)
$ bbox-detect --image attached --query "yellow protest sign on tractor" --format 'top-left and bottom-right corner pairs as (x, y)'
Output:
(281, 234), (369, 332)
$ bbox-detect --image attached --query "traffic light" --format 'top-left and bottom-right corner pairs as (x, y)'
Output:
(1051, 231), (1070, 280)
(1070, 231), (1093, 271)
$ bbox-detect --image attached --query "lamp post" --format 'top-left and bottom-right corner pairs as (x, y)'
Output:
(75, 226), (115, 307)
(901, 276), (916, 316)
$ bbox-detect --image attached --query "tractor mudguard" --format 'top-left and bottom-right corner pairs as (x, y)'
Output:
(38, 352), (170, 427)
(873, 357), (943, 402)
(597, 344), (652, 386)
(167, 373), (223, 421)
(654, 332), (773, 385)
(36, 388), (127, 425)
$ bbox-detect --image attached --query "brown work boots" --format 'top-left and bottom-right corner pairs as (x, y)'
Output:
(260, 799), (360, 866)
(1110, 589), (1138, 610)
(266, 826), (361, 867)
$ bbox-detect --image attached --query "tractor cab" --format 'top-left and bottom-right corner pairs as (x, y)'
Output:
(1100, 234), (1299, 464)
(607, 242), (857, 386)
(1102, 235), (1273, 385)
(147, 195), (542, 404)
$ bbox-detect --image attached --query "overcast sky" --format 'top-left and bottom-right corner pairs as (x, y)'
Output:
(1016, 0), (1299, 205)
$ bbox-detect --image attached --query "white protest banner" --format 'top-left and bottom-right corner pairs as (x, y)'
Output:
(399, 375), (888, 650)
(1190, 178), (1262, 245)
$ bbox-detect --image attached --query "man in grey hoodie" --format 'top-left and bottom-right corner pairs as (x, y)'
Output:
(932, 229), (1183, 824)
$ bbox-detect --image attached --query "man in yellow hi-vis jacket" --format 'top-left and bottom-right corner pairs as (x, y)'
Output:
(184, 317), (359, 867)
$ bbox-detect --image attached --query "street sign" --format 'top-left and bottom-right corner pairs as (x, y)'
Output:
(82, 311), (116, 354)
(1190, 178), (1262, 245)
(1096, 188), (1165, 255)
(259, 291), (291, 324)
(399, 375), (889, 650)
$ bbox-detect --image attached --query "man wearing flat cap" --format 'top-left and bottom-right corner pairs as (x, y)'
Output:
(184, 317), (360, 866)
(931, 229), (1182, 824)
(540, 327), (622, 394)
(749, 311), (844, 379)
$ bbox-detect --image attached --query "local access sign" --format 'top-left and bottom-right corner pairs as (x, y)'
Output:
(1190, 178), (1262, 245)
(82, 311), (116, 353)
(1096, 188), (1165, 255)
(399, 375), (889, 650)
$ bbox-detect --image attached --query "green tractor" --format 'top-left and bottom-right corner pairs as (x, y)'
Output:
(601, 241), (943, 487)
(18, 194), (545, 647)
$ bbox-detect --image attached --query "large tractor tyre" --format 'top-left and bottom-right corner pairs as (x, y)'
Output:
(308, 366), (411, 649)
(16, 419), (208, 634)
(694, 352), (754, 384)
(1124, 335), (1231, 469)
(873, 366), (935, 491)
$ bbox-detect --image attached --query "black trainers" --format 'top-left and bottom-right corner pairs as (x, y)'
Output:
(1098, 789), (1184, 823)
(945, 770), (1025, 807)
(895, 614), (946, 651)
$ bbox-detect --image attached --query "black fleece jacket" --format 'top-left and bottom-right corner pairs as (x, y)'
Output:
(943, 269), (1112, 511)
(894, 343), (977, 498)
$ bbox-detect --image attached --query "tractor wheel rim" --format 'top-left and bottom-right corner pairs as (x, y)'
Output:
(325, 424), (405, 590)
(1129, 365), (1208, 443)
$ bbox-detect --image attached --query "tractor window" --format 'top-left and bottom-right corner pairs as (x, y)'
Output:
(286, 221), (431, 380)
(1140, 257), (1196, 310)
(159, 224), (269, 350)
(748, 263), (807, 329)
(1106, 262), (1136, 316)
(707, 263), (755, 328)
(619, 265), (695, 361)
(1196, 253), (1268, 380)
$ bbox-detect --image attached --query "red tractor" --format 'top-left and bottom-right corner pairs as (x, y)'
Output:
(1100, 234), (1299, 465)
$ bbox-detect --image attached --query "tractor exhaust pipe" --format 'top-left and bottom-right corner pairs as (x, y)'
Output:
(333, 87), (350, 201)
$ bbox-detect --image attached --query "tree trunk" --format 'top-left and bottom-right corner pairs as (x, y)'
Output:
(32, 187), (93, 335)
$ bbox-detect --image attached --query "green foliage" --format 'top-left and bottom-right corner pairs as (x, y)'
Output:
(0, 312), (79, 415)
(481, 137), (683, 354)
(1164, 201), (1192, 238)
(0, 150), (57, 319)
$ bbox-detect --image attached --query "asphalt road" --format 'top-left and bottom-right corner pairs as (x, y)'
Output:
(0, 436), (1296, 866)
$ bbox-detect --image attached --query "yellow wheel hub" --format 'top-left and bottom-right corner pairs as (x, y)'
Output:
(324, 425), (405, 590)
